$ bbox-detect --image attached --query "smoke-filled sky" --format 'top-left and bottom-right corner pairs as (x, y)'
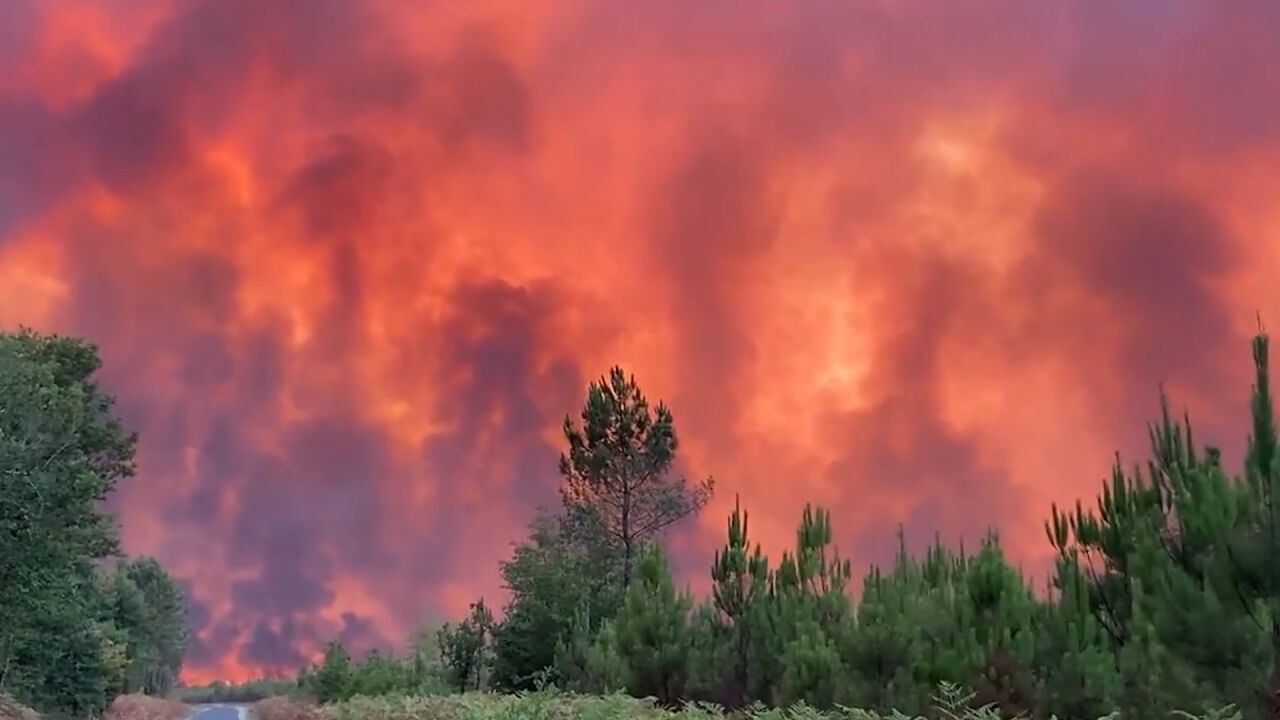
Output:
(2, 0), (1279, 682)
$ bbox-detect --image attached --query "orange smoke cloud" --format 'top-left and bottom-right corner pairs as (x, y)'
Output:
(2, 0), (1279, 681)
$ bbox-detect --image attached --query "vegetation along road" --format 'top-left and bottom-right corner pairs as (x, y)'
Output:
(186, 706), (244, 720)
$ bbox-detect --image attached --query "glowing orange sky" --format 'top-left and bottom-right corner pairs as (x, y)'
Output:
(2, 0), (1279, 682)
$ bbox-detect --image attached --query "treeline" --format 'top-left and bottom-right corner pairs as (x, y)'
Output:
(302, 336), (1280, 720)
(177, 678), (300, 705)
(0, 330), (189, 717)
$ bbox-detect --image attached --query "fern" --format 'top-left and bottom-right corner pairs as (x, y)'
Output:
(1172, 706), (1243, 720)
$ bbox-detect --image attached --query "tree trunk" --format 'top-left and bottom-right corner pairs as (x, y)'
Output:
(622, 485), (633, 589)
(622, 537), (633, 589)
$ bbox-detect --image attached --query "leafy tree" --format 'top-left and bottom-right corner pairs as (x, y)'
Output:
(96, 567), (148, 696)
(2, 603), (121, 718)
(559, 367), (713, 587)
(491, 513), (619, 691)
(96, 557), (188, 697)
(0, 330), (136, 715)
(348, 649), (414, 697)
(313, 641), (354, 703)
(118, 557), (188, 695)
(438, 599), (494, 692)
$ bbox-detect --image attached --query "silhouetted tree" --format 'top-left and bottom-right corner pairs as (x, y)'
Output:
(439, 599), (494, 691)
(559, 367), (713, 588)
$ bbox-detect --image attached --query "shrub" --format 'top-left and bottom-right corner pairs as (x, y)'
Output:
(253, 697), (327, 720)
(103, 694), (188, 720)
(0, 694), (40, 720)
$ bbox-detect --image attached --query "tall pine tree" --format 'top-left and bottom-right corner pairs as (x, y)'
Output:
(709, 495), (769, 706)
(559, 367), (713, 588)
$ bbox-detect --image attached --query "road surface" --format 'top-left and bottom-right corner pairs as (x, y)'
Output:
(187, 706), (247, 720)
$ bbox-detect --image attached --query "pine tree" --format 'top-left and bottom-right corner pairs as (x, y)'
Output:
(314, 641), (353, 703)
(709, 495), (769, 706)
(1036, 553), (1121, 720)
(1045, 333), (1280, 719)
(1237, 332), (1280, 711)
(607, 546), (694, 705)
(584, 620), (629, 693)
(777, 617), (843, 709)
(846, 562), (920, 713)
(962, 533), (1041, 716)
(685, 602), (735, 704)
(751, 505), (853, 708)
(559, 368), (713, 588)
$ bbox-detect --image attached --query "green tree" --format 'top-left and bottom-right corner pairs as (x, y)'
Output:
(960, 534), (1041, 716)
(121, 557), (188, 695)
(96, 557), (188, 697)
(0, 330), (136, 716)
(553, 603), (599, 692)
(846, 561), (925, 714)
(607, 547), (694, 705)
(685, 602), (734, 704)
(408, 615), (450, 693)
(750, 505), (852, 708)
(583, 620), (629, 693)
(777, 617), (842, 709)
(708, 496), (769, 706)
(348, 649), (413, 697)
(490, 513), (619, 691)
(1045, 332), (1280, 718)
(1231, 333), (1280, 710)
(559, 367), (713, 587)
(313, 641), (354, 703)
(1034, 552), (1120, 720)
(96, 567), (148, 696)
(438, 599), (494, 692)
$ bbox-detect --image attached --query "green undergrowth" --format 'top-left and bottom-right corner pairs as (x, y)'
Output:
(254, 684), (1243, 720)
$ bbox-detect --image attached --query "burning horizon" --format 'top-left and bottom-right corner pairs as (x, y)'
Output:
(2, 0), (1279, 682)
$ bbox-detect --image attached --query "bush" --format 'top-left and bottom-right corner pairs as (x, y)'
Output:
(253, 697), (326, 720)
(0, 695), (40, 720)
(102, 694), (188, 720)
